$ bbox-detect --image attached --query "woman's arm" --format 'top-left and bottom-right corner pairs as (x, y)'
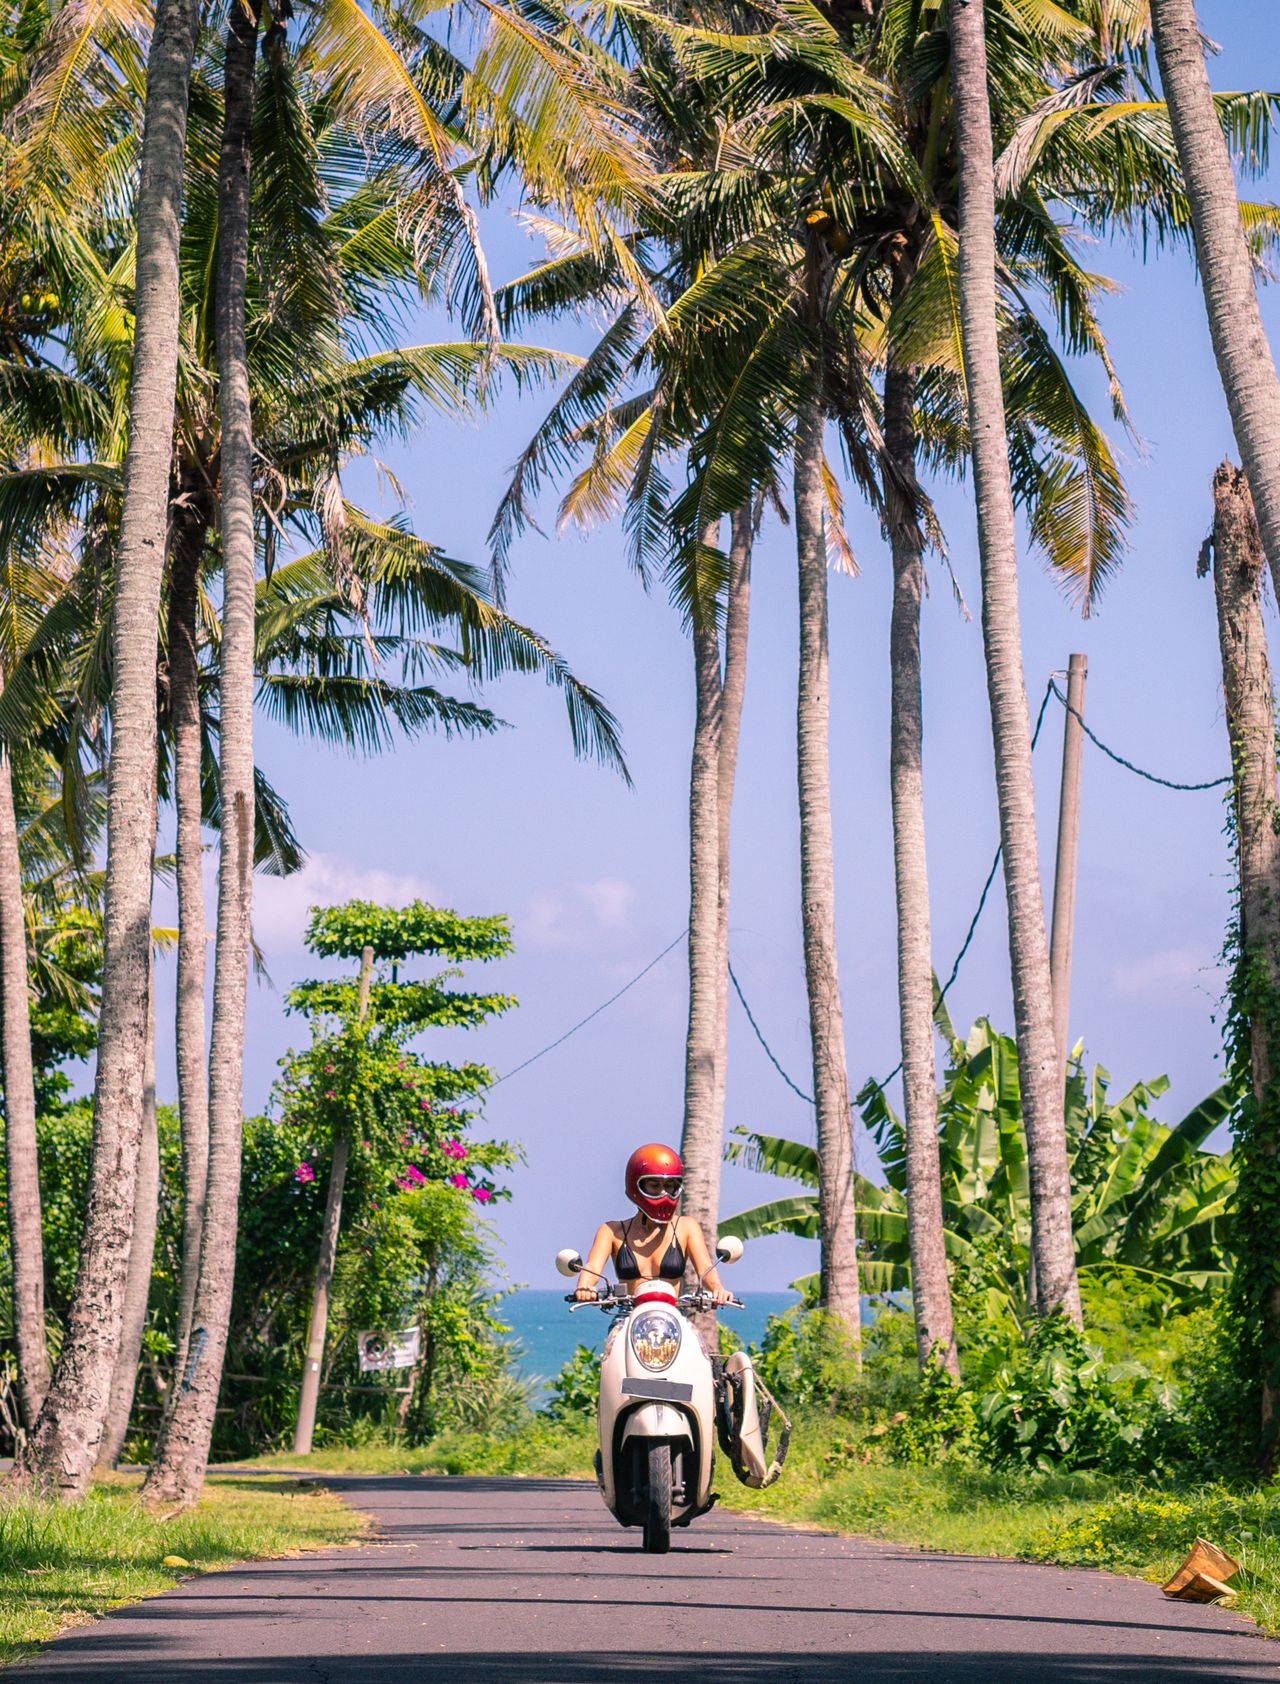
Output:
(575, 1223), (615, 1300)
(682, 1218), (733, 1304)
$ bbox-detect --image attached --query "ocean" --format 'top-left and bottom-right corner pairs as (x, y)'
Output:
(501, 1288), (800, 1388)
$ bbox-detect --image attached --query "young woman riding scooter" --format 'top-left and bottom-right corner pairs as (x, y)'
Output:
(573, 1143), (735, 1307)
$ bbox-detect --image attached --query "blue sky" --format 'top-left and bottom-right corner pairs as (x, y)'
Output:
(145, 3), (1280, 1290)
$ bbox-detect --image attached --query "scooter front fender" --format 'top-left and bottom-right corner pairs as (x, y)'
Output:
(620, 1403), (695, 1445)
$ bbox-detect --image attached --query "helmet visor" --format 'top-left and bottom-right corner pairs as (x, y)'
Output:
(637, 1175), (683, 1199)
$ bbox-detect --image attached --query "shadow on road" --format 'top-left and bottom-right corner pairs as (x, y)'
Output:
(17, 1646), (1277, 1682)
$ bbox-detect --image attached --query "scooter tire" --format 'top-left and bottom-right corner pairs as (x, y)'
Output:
(642, 1442), (672, 1554)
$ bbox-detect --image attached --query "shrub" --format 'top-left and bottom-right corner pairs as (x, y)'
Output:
(976, 1313), (1177, 1475)
(544, 1344), (600, 1421)
(753, 1307), (862, 1411)
(889, 1355), (979, 1466)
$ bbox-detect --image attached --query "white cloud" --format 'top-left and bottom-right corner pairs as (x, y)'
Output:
(252, 852), (441, 955)
(1109, 946), (1223, 1001)
(519, 877), (637, 951)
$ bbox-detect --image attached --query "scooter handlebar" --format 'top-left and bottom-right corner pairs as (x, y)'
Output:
(563, 1284), (612, 1304)
(561, 1289), (745, 1311)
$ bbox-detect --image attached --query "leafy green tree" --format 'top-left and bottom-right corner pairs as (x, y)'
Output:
(283, 896), (514, 1455)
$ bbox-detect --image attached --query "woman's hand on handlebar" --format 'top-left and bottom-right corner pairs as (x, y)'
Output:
(574, 1284), (599, 1302)
(709, 1287), (737, 1306)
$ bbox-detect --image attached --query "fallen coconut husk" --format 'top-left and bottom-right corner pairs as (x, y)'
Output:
(1162, 1538), (1242, 1602)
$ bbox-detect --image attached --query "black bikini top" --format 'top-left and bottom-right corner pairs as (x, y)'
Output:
(615, 1217), (685, 1282)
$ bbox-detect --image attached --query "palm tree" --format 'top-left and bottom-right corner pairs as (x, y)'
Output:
(17, 0), (204, 1496)
(99, 947), (158, 1468)
(0, 7), (125, 1429)
(0, 549), (70, 1430)
(0, 690), (50, 1428)
(1202, 461), (1280, 1464)
(165, 487), (209, 1388)
(948, 0), (1080, 1325)
(883, 343), (955, 1373)
(143, 0), (265, 1506)
(488, 18), (762, 1259)
(794, 388), (861, 1340)
(1149, 0), (1280, 596)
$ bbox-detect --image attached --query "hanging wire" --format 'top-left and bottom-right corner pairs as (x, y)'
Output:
(483, 929), (687, 1091)
(1049, 678), (1230, 793)
(488, 672), (1231, 1104)
(728, 962), (815, 1105)
(729, 676), (1059, 1104)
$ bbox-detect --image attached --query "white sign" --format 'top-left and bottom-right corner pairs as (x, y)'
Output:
(356, 1327), (420, 1373)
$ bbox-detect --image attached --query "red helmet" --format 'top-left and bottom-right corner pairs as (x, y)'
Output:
(625, 1143), (684, 1223)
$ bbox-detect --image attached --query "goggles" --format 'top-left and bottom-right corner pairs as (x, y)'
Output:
(637, 1174), (684, 1198)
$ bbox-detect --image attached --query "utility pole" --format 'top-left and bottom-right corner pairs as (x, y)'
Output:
(293, 944), (374, 1455)
(1049, 653), (1088, 1084)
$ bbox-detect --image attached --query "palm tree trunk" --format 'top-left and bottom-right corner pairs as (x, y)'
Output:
(0, 699), (50, 1429)
(949, 0), (1081, 1326)
(1150, 0), (1280, 599)
(794, 398), (861, 1347)
(292, 947), (373, 1455)
(1205, 461), (1280, 1460)
(166, 499), (210, 1398)
(680, 522), (725, 1247)
(143, 0), (260, 1507)
(17, 0), (202, 1498)
(99, 955), (159, 1468)
(883, 355), (958, 1375)
(711, 506), (753, 1146)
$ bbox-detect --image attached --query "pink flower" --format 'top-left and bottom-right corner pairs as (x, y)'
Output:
(324, 1063), (335, 1073)
(443, 1140), (468, 1162)
(472, 1186), (493, 1203)
(404, 1164), (426, 1187)
(418, 1098), (430, 1109)
(400, 1133), (411, 1147)
(448, 1172), (469, 1189)
(325, 1089), (335, 1099)
(362, 1139), (372, 1148)
(295, 1163), (315, 1184)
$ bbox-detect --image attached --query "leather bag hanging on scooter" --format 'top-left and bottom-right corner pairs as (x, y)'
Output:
(715, 1351), (791, 1489)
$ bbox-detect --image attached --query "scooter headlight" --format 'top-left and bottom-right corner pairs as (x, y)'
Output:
(630, 1309), (681, 1372)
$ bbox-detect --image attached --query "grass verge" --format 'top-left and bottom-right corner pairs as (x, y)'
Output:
(251, 1419), (1280, 1636)
(0, 1471), (366, 1670)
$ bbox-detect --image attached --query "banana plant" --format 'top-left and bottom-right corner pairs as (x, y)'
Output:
(720, 1010), (1237, 1315)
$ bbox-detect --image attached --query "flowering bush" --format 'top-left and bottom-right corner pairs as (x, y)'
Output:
(265, 895), (520, 1449)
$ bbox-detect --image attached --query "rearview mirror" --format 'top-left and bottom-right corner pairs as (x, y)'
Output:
(715, 1235), (744, 1265)
(555, 1248), (584, 1278)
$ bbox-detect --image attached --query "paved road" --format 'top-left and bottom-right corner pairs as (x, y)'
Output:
(12, 1474), (1279, 1682)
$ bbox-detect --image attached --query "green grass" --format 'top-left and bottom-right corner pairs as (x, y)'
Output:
(0, 1472), (366, 1670)
(251, 1416), (1280, 1636)
(241, 1418), (597, 1479)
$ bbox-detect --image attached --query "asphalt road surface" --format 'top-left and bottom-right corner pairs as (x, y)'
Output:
(12, 1474), (1279, 1682)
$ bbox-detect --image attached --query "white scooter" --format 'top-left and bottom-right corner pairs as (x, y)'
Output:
(555, 1235), (789, 1554)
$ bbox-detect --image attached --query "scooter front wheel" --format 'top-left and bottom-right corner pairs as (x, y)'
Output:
(642, 1441), (671, 1554)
